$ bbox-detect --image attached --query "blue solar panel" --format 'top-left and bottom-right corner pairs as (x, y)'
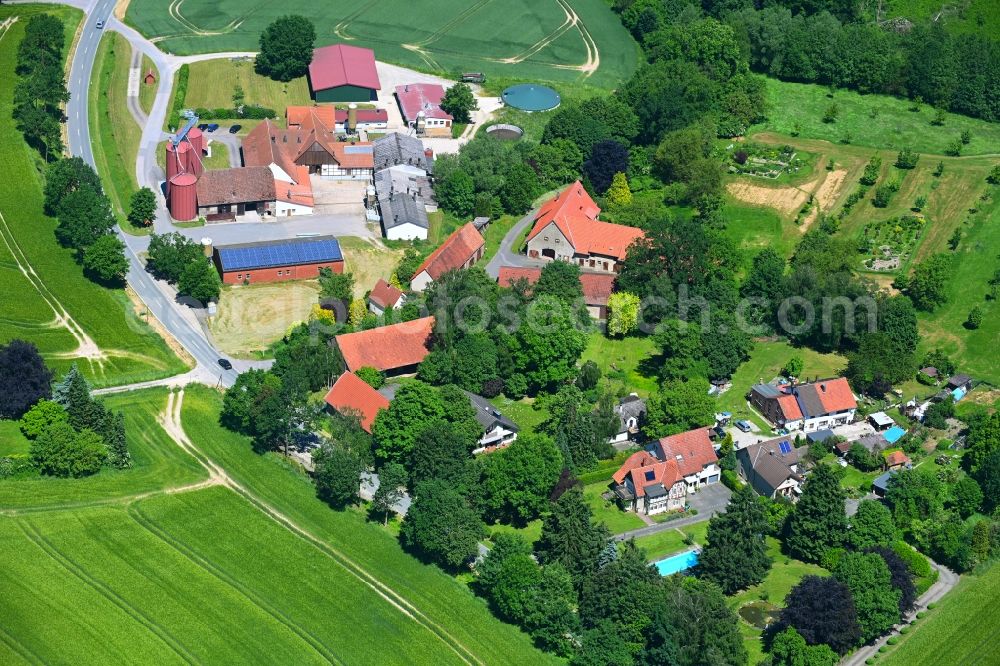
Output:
(218, 238), (342, 272)
(778, 440), (792, 455)
(343, 145), (373, 154)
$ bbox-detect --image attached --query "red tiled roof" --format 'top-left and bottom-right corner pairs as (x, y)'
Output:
(496, 266), (615, 307)
(323, 372), (390, 433)
(369, 278), (403, 309)
(814, 377), (857, 413)
(286, 106), (387, 128)
(885, 450), (909, 466)
(657, 428), (718, 478)
(613, 450), (659, 485)
(309, 44), (381, 92)
(526, 182), (643, 261)
(777, 393), (804, 421)
(394, 83), (453, 122)
(413, 223), (484, 281)
(613, 450), (683, 499)
(335, 316), (434, 372)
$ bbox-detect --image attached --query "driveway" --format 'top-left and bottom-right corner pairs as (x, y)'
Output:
(484, 208), (547, 278)
(614, 482), (732, 541)
(310, 178), (367, 216)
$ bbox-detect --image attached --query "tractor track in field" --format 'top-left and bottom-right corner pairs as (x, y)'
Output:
(17, 519), (198, 664)
(156, 389), (486, 666)
(0, 623), (43, 665)
(126, 502), (344, 665)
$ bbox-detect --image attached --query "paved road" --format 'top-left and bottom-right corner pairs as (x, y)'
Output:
(484, 209), (545, 279)
(613, 483), (733, 541)
(841, 558), (959, 666)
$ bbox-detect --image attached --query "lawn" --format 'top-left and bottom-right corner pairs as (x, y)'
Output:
(629, 521), (709, 561)
(178, 385), (557, 664)
(730, 537), (828, 665)
(125, 0), (638, 90)
(583, 480), (646, 534)
(90, 31), (143, 233)
(202, 140), (230, 169)
(480, 214), (518, 265)
(182, 57), (312, 110)
(0, 419), (30, 456)
(339, 236), (405, 298)
(0, 5), (187, 387)
(138, 53), (157, 115)
(0, 388), (206, 510)
(488, 395), (549, 433)
(756, 78), (1000, 155)
(718, 340), (846, 431)
(722, 200), (801, 261)
(883, 560), (1000, 665)
(580, 332), (659, 397)
(208, 281), (319, 357)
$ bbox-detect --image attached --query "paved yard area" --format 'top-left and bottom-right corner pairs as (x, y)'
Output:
(310, 177), (368, 216)
(174, 211), (376, 246)
(614, 482), (732, 541)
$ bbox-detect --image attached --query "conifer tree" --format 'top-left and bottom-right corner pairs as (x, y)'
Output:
(786, 464), (848, 562)
(697, 485), (772, 593)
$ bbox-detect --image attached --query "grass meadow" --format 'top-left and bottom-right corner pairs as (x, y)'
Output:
(138, 54), (157, 115)
(0, 5), (186, 387)
(124, 0), (638, 90)
(90, 31), (143, 233)
(182, 57), (312, 110)
(883, 560), (1000, 665)
(208, 281), (318, 357)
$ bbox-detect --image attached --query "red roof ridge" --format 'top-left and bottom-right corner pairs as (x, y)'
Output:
(413, 223), (484, 281)
(335, 316), (434, 372)
(323, 372), (390, 433)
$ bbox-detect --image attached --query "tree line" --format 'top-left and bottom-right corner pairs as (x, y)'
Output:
(13, 14), (68, 162)
(0, 343), (129, 479)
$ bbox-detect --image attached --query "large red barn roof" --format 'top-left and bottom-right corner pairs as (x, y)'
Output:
(335, 316), (434, 372)
(309, 44), (381, 92)
(323, 372), (390, 433)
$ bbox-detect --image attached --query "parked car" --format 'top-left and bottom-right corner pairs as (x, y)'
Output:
(197, 123), (209, 131)
(95, 19), (104, 29)
(736, 420), (753, 433)
(710, 425), (726, 440)
(206, 123), (220, 133)
(228, 124), (242, 134)
(217, 358), (233, 371)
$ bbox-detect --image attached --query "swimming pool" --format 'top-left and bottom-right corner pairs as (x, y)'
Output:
(884, 425), (906, 444)
(654, 549), (699, 576)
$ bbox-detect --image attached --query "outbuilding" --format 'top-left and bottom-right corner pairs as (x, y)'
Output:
(308, 44), (380, 102)
(212, 236), (344, 285)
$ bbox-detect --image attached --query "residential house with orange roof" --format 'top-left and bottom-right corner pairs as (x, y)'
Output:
(410, 223), (484, 292)
(611, 450), (687, 515)
(323, 372), (390, 433)
(750, 377), (857, 433)
(884, 450), (911, 471)
(367, 278), (405, 316)
(524, 181), (644, 273)
(334, 316), (434, 376)
(654, 427), (721, 491)
(286, 105), (388, 134)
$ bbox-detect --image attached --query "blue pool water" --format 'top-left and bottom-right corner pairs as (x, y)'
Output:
(654, 549), (699, 576)
(952, 387), (967, 402)
(884, 426), (906, 444)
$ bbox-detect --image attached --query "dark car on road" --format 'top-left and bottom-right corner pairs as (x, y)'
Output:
(228, 124), (242, 134)
(206, 123), (220, 133)
(197, 123), (208, 131)
(217, 358), (233, 371)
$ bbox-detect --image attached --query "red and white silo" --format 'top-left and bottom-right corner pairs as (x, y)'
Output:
(165, 140), (192, 182)
(186, 127), (204, 178)
(168, 173), (198, 221)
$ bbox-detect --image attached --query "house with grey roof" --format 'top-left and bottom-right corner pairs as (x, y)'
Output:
(609, 394), (646, 445)
(376, 171), (430, 240)
(736, 436), (807, 500)
(463, 391), (519, 454)
(373, 133), (435, 240)
(373, 133), (434, 172)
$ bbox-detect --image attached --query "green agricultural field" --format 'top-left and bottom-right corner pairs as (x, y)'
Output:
(0, 7), (187, 387)
(757, 79), (1000, 155)
(179, 386), (557, 664)
(124, 0), (638, 90)
(0, 388), (205, 510)
(883, 561), (1000, 665)
(90, 31), (143, 232)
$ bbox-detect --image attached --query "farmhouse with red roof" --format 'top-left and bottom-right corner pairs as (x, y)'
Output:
(749, 377), (857, 432)
(496, 265), (616, 320)
(323, 372), (390, 433)
(611, 451), (687, 515)
(410, 223), (484, 292)
(308, 44), (381, 103)
(525, 182), (644, 273)
(335, 316), (434, 375)
(394, 84), (453, 137)
(367, 278), (405, 316)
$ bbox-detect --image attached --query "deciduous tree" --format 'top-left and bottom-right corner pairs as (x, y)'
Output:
(0, 339), (53, 419)
(482, 433), (563, 523)
(833, 552), (901, 643)
(607, 292), (640, 336)
(644, 377), (716, 438)
(401, 480), (485, 570)
(312, 445), (362, 508)
(82, 234), (129, 283)
(847, 500), (896, 551)
(30, 422), (107, 478)
(780, 575), (861, 654)
(255, 15), (316, 81)
(127, 187), (157, 227)
(440, 83), (477, 124)
(371, 461), (406, 525)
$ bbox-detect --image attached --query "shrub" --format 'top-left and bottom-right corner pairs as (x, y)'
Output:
(945, 139), (962, 157)
(927, 603), (937, 609)
(861, 157), (882, 186)
(822, 103), (839, 123)
(887, 636), (899, 645)
(931, 108), (946, 126)
(872, 180), (900, 208)
(965, 306), (983, 330)
(899, 626), (910, 634)
(0, 455), (34, 479)
(895, 148), (919, 170)
(721, 469), (744, 491)
(733, 150), (748, 165)
(193, 105), (277, 120)
(961, 130), (972, 145)
(168, 64), (190, 129)
(934, 161), (944, 177)
(987, 165), (1000, 185)
(913, 195), (927, 211)
(916, 611), (927, 619)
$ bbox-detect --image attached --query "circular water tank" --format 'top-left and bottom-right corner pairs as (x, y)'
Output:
(165, 140), (192, 182)
(501, 84), (561, 112)
(168, 173), (198, 221)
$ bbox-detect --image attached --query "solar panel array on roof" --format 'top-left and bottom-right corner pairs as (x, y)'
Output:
(778, 440), (792, 455)
(217, 237), (343, 272)
(344, 145), (373, 154)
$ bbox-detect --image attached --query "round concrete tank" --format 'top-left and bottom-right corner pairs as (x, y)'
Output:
(201, 237), (213, 258)
(165, 140), (191, 183)
(186, 128), (204, 178)
(168, 173), (198, 221)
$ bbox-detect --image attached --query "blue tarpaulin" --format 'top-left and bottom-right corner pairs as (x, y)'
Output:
(952, 387), (967, 402)
(884, 426), (906, 444)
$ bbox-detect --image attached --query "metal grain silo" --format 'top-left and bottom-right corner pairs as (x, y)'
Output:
(168, 173), (198, 221)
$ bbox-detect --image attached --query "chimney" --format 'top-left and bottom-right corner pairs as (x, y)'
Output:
(424, 147), (433, 159)
(271, 136), (275, 143)
(405, 85), (409, 92)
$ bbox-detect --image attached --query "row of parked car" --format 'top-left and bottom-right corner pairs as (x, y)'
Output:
(197, 123), (242, 134)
